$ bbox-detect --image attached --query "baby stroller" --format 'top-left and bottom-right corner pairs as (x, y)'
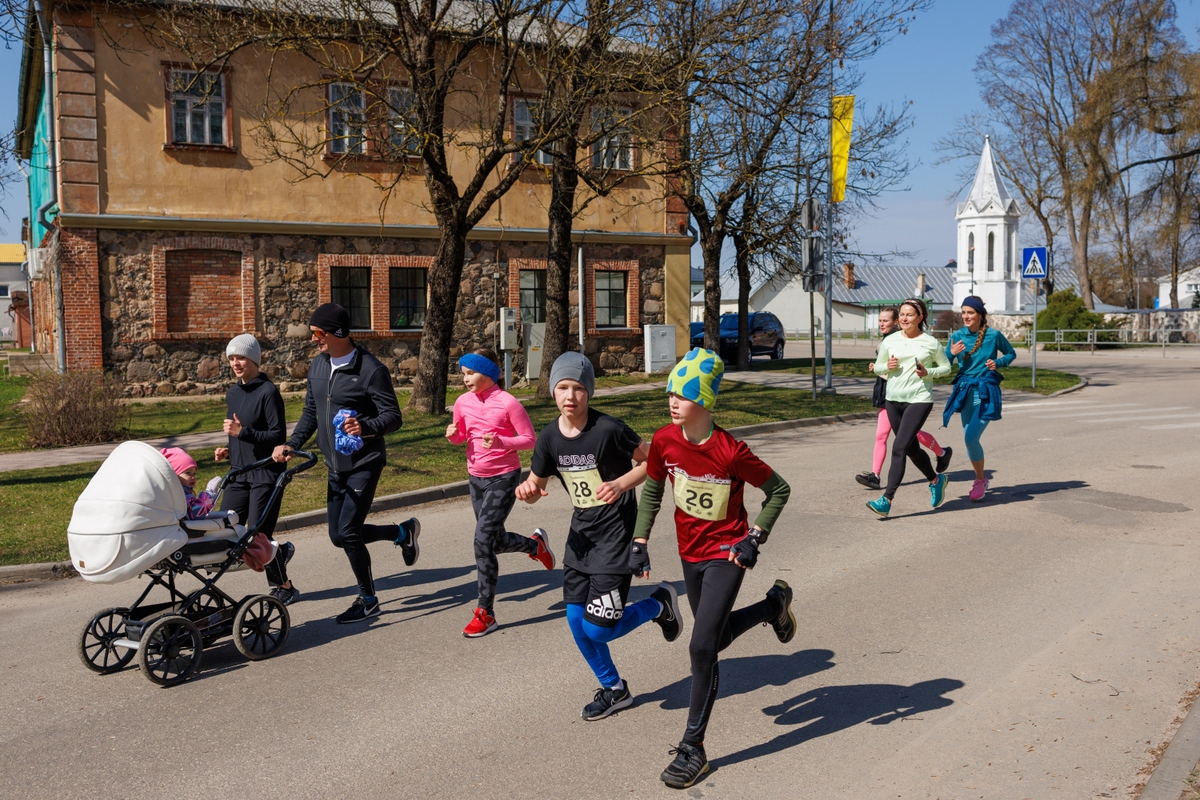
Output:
(68, 440), (317, 686)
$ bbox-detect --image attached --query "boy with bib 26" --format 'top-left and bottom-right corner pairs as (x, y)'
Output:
(515, 352), (682, 722)
(633, 347), (795, 789)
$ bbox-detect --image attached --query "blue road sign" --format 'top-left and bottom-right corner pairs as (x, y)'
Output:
(1022, 247), (1048, 279)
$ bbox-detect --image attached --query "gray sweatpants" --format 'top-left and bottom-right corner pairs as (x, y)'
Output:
(470, 469), (538, 611)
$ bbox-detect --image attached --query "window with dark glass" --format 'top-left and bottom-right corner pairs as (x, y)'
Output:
(387, 86), (421, 157)
(330, 267), (371, 329)
(967, 232), (975, 272)
(594, 270), (627, 328)
(591, 107), (633, 171)
(390, 268), (426, 329)
(519, 269), (546, 323)
(987, 231), (995, 272)
(169, 70), (226, 146)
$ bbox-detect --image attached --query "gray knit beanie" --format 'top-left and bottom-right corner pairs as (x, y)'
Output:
(549, 351), (595, 398)
(225, 333), (262, 365)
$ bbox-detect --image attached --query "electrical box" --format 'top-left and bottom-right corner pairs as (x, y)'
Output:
(644, 325), (677, 374)
(499, 307), (518, 351)
(524, 322), (545, 380)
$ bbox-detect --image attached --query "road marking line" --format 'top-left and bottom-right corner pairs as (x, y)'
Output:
(1079, 412), (1194, 423)
(1140, 422), (1200, 430)
(1005, 401), (1100, 413)
(1034, 406), (1155, 419)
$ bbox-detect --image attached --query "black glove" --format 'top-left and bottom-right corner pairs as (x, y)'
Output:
(727, 531), (760, 569)
(629, 541), (651, 577)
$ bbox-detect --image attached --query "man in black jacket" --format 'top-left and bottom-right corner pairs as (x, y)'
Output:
(273, 303), (420, 624)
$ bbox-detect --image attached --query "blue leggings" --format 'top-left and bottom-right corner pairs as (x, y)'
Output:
(959, 389), (990, 462)
(566, 599), (660, 688)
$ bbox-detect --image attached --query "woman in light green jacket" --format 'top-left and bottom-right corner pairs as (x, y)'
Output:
(867, 298), (952, 518)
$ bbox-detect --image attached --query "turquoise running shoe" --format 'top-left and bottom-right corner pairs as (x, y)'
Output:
(867, 495), (891, 517)
(930, 474), (948, 508)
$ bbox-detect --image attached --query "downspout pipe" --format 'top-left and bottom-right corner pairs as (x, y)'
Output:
(32, 0), (65, 373)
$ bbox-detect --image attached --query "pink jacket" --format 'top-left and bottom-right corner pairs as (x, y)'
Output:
(448, 385), (536, 477)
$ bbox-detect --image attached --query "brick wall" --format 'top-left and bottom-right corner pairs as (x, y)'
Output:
(165, 249), (242, 333)
(59, 227), (102, 369)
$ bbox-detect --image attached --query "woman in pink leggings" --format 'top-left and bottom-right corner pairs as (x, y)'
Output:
(855, 306), (951, 490)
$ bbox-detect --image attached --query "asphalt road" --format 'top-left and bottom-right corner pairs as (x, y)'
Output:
(2, 347), (1199, 800)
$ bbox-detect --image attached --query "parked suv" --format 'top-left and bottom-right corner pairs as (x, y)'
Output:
(689, 312), (786, 361)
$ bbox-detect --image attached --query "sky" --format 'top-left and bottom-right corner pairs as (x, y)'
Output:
(1, 1), (1199, 257)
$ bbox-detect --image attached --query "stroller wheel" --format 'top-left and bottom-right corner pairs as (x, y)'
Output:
(78, 607), (135, 674)
(233, 594), (291, 661)
(137, 615), (203, 687)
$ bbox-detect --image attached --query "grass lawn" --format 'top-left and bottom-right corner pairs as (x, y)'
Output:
(0, 382), (870, 567)
(750, 358), (1080, 396)
(0, 372), (30, 453)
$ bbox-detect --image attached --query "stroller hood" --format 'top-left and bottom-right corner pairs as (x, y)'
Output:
(68, 441), (190, 583)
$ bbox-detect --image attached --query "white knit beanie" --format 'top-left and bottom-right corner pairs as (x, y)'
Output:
(225, 333), (261, 365)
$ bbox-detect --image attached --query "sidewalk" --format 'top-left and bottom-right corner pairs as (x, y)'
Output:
(0, 380), (668, 474)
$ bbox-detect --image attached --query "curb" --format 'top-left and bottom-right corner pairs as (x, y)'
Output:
(1139, 697), (1200, 799)
(1046, 376), (1089, 397)
(2, 408), (883, 581)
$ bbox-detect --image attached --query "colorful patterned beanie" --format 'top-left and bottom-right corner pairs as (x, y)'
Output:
(666, 347), (725, 409)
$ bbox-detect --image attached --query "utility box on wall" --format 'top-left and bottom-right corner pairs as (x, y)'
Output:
(644, 325), (676, 374)
(499, 307), (518, 351)
(524, 322), (545, 380)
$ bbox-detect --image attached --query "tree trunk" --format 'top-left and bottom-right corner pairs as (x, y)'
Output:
(408, 218), (469, 415)
(538, 134), (581, 398)
(733, 229), (751, 371)
(700, 229), (724, 352)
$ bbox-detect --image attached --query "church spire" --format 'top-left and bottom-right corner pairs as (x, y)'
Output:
(964, 135), (1014, 212)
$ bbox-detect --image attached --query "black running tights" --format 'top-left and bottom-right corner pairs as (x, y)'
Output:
(682, 558), (777, 745)
(327, 463), (396, 598)
(221, 480), (288, 587)
(470, 469), (537, 611)
(883, 400), (937, 500)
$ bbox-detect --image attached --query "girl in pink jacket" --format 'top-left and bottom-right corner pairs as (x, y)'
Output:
(446, 348), (556, 638)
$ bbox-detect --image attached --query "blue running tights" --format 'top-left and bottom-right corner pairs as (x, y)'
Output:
(959, 389), (990, 462)
(566, 599), (660, 688)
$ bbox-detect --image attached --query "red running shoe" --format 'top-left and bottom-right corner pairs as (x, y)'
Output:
(463, 607), (498, 638)
(529, 528), (556, 570)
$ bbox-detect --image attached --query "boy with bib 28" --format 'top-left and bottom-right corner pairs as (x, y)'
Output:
(515, 352), (682, 722)
(633, 347), (795, 789)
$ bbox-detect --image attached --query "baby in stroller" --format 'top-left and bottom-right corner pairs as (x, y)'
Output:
(160, 446), (219, 520)
(70, 440), (316, 686)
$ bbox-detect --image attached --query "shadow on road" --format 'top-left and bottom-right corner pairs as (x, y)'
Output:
(892, 479), (1091, 519)
(638, 649), (837, 711)
(712, 677), (965, 769)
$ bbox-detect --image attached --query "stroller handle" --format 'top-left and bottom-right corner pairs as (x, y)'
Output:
(214, 449), (318, 495)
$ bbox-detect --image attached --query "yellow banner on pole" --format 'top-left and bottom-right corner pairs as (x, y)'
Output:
(831, 95), (855, 203)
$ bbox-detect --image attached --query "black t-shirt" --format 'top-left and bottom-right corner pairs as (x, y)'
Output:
(531, 408), (642, 574)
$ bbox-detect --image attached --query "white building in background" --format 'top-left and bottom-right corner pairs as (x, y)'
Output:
(1157, 267), (1200, 308)
(955, 136), (1021, 312)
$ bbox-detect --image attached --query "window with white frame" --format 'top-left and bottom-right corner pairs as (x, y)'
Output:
(514, 98), (553, 166)
(594, 270), (627, 328)
(329, 83), (366, 155)
(591, 107), (632, 171)
(169, 69), (226, 146)
(387, 86), (421, 157)
(0, 285), (9, 298)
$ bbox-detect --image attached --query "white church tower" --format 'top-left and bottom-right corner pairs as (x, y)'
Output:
(955, 136), (1021, 311)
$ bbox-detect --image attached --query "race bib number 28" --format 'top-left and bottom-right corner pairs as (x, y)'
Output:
(672, 471), (731, 521)
(562, 467), (605, 509)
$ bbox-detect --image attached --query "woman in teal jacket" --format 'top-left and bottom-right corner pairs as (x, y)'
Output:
(943, 296), (1016, 502)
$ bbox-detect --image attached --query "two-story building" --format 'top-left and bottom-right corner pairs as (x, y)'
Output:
(16, 4), (692, 394)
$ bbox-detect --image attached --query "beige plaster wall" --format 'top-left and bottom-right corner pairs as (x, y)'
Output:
(91, 13), (668, 234)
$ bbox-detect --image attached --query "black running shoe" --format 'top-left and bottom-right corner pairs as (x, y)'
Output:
(765, 579), (796, 644)
(396, 518), (421, 567)
(855, 471), (881, 490)
(335, 595), (380, 624)
(660, 741), (709, 789)
(650, 581), (682, 643)
(271, 584), (300, 606)
(581, 684), (633, 721)
(936, 446), (953, 474)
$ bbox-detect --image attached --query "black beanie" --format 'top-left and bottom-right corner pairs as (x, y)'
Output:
(308, 303), (351, 338)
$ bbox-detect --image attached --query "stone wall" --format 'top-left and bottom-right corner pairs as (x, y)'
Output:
(96, 228), (666, 395)
(1116, 309), (1200, 343)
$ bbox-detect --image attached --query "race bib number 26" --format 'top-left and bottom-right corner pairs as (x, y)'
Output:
(673, 471), (731, 521)
(562, 467), (605, 509)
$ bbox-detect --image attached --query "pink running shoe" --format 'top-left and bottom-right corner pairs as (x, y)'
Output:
(969, 479), (989, 502)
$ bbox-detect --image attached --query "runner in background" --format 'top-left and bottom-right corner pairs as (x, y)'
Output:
(943, 296), (1015, 502)
(856, 306), (951, 490)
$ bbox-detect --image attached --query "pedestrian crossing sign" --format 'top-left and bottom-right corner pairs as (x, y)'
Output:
(1022, 247), (1048, 279)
